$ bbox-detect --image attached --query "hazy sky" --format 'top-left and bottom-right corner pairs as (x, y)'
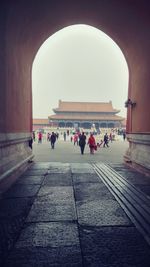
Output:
(32, 24), (128, 118)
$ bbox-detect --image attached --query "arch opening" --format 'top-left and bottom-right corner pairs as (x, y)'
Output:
(32, 24), (129, 129)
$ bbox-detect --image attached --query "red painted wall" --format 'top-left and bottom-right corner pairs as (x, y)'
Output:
(1, 0), (150, 134)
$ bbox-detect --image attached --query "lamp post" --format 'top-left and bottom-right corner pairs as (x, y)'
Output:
(125, 99), (136, 133)
(125, 99), (136, 108)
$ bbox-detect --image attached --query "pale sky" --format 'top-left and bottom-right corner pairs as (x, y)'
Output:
(32, 24), (128, 119)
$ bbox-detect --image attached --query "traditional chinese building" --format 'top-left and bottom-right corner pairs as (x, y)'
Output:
(48, 100), (124, 129)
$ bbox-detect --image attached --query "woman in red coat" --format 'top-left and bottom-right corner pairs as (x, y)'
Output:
(88, 133), (96, 154)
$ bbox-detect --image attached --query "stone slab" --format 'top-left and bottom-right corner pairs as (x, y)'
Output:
(79, 225), (150, 267)
(0, 198), (34, 266)
(47, 162), (70, 173)
(16, 176), (45, 185)
(48, 162), (70, 168)
(44, 173), (72, 186)
(26, 202), (77, 222)
(74, 182), (115, 202)
(0, 198), (33, 219)
(6, 246), (82, 267)
(109, 163), (150, 197)
(118, 171), (150, 185)
(70, 163), (95, 174)
(109, 164), (150, 185)
(72, 173), (100, 184)
(4, 222), (82, 266)
(76, 199), (132, 226)
(3, 184), (41, 198)
(15, 222), (80, 248)
(47, 168), (71, 174)
(23, 170), (48, 176)
(37, 186), (74, 203)
(29, 163), (52, 169)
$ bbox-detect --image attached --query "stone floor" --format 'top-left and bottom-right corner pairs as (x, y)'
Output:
(0, 162), (150, 267)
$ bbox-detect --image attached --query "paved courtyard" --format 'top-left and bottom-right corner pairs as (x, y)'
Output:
(33, 136), (128, 163)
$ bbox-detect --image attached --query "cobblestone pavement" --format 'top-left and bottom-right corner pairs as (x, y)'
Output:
(0, 162), (150, 267)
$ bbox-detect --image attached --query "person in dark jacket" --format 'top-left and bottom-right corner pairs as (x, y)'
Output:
(29, 137), (33, 149)
(50, 132), (56, 149)
(103, 133), (109, 147)
(79, 132), (86, 154)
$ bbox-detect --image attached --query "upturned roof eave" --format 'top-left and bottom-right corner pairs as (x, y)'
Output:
(53, 110), (120, 114)
(48, 115), (124, 121)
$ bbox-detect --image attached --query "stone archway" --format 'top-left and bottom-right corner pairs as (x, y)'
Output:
(0, 0), (150, 190)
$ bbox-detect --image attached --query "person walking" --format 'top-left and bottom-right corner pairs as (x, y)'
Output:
(47, 132), (50, 141)
(32, 131), (35, 142)
(88, 133), (96, 154)
(123, 131), (126, 141)
(79, 132), (86, 155)
(74, 134), (79, 145)
(109, 132), (113, 143)
(38, 132), (42, 144)
(50, 132), (56, 149)
(103, 133), (109, 147)
(63, 132), (66, 141)
(29, 136), (33, 149)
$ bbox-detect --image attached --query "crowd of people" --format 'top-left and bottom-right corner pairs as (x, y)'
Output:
(31, 128), (126, 155)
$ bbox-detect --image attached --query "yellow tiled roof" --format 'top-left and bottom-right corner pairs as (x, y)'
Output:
(53, 100), (120, 113)
(49, 114), (124, 121)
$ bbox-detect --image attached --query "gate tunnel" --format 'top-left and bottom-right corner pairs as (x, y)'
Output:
(0, 0), (150, 192)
